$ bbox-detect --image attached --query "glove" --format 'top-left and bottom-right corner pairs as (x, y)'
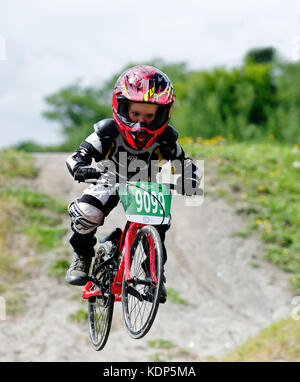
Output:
(74, 167), (99, 182)
(176, 176), (202, 196)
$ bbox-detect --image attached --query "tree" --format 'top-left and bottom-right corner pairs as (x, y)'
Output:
(43, 82), (111, 149)
(244, 47), (277, 64)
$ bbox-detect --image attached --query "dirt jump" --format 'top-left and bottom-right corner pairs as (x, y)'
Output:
(0, 153), (294, 362)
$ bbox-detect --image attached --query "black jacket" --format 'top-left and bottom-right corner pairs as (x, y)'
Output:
(66, 119), (202, 185)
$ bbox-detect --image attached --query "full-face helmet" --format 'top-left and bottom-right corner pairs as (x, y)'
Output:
(112, 65), (175, 150)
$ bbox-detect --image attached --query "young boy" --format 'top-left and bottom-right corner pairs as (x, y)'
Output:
(65, 65), (202, 303)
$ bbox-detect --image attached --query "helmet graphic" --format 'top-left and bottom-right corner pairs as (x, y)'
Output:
(112, 65), (175, 150)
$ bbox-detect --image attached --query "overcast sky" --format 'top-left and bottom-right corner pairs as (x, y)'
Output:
(1, 0), (300, 148)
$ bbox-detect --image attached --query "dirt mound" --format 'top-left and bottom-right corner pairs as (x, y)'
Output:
(0, 153), (294, 361)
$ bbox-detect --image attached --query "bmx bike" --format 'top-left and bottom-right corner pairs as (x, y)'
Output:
(81, 179), (174, 351)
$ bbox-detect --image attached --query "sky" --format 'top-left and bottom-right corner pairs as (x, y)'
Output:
(1, 0), (300, 148)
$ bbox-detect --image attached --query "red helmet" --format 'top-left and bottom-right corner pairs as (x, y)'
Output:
(112, 65), (175, 150)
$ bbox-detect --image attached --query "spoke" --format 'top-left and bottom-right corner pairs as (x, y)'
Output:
(88, 259), (114, 350)
(126, 232), (156, 332)
(123, 227), (162, 338)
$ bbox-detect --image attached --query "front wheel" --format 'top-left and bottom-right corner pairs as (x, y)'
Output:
(122, 225), (164, 339)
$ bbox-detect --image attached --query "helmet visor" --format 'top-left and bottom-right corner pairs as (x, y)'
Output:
(117, 99), (171, 132)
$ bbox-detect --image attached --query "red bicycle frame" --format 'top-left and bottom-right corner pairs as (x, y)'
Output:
(82, 221), (157, 302)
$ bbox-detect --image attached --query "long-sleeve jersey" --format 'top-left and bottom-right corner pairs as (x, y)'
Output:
(66, 118), (202, 186)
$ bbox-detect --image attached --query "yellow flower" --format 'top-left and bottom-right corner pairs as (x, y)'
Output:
(178, 137), (193, 144)
(269, 134), (274, 140)
(269, 169), (280, 177)
(256, 218), (262, 224)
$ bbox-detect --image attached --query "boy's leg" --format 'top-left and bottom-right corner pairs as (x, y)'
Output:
(66, 199), (104, 285)
(154, 223), (170, 303)
(66, 185), (119, 286)
(156, 224), (170, 265)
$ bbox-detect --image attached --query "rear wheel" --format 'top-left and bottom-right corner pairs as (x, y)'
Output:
(88, 250), (114, 351)
(122, 225), (163, 339)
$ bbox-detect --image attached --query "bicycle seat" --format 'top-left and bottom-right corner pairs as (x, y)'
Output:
(99, 228), (122, 244)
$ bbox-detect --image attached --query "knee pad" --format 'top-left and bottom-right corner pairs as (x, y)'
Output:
(68, 199), (104, 234)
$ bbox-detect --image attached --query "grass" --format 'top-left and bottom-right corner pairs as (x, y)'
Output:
(48, 259), (70, 278)
(4, 291), (25, 316)
(210, 317), (300, 362)
(182, 138), (300, 294)
(148, 338), (197, 361)
(1, 180), (68, 253)
(0, 149), (68, 313)
(21, 225), (67, 250)
(2, 189), (68, 252)
(4, 188), (67, 214)
(0, 148), (37, 179)
(69, 309), (88, 324)
(167, 287), (189, 305)
(148, 338), (175, 349)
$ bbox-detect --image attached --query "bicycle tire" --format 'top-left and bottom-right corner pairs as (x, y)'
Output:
(88, 249), (115, 351)
(122, 225), (163, 339)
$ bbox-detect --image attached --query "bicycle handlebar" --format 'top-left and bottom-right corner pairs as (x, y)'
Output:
(84, 176), (176, 190)
(83, 172), (203, 195)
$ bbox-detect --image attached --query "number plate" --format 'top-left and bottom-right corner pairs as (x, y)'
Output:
(118, 182), (172, 225)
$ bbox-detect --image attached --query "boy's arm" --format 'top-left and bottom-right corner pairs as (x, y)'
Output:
(157, 126), (202, 195)
(66, 119), (117, 181)
(66, 135), (98, 172)
(66, 132), (104, 181)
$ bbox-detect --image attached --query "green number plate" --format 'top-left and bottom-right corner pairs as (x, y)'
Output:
(118, 182), (172, 225)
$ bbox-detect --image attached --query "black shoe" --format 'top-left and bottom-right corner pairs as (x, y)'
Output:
(141, 259), (167, 303)
(159, 275), (167, 304)
(142, 275), (167, 304)
(66, 252), (92, 286)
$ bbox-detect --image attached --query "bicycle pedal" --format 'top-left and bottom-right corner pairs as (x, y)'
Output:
(127, 285), (143, 302)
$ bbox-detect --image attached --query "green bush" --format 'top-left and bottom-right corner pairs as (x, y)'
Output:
(17, 52), (300, 151)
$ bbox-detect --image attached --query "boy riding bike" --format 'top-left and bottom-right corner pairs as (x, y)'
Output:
(65, 65), (202, 303)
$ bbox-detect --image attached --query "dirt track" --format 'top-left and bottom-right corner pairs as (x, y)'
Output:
(0, 153), (294, 362)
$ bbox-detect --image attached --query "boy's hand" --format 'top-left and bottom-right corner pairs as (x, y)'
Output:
(74, 167), (99, 182)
